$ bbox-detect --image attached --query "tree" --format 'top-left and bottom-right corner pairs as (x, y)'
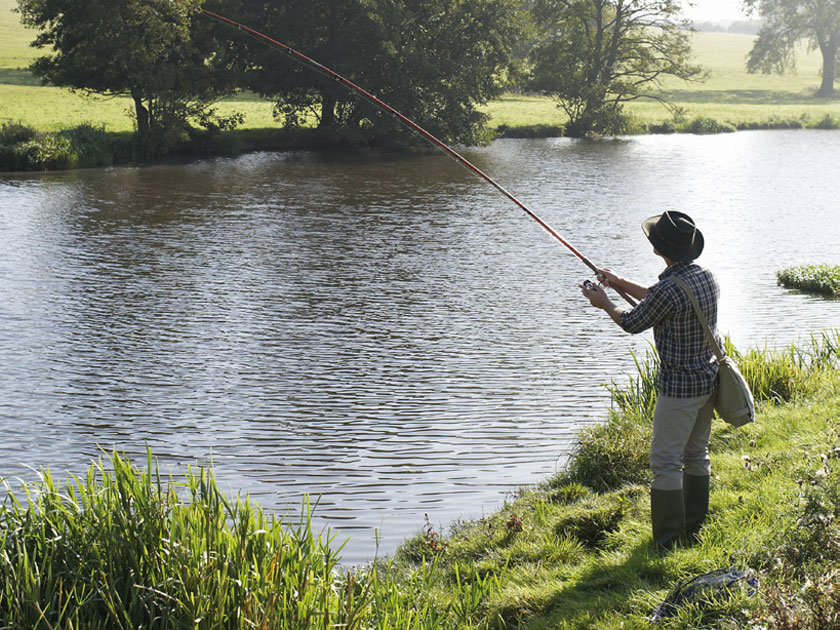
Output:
(231, 0), (525, 145)
(744, 0), (840, 97)
(17, 0), (240, 150)
(528, 0), (703, 137)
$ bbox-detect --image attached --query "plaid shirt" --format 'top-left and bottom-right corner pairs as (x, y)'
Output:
(619, 262), (720, 398)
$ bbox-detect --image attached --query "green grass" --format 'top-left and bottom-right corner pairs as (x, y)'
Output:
(2, 331), (840, 627)
(392, 329), (840, 629)
(778, 264), (840, 298)
(485, 31), (840, 131)
(2, 0), (840, 137)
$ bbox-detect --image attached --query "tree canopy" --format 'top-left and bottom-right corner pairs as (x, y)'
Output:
(744, 0), (840, 97)
(231, 0), (525, 146)
(17, 0), (240, 152)
(528, 0), (703, 136)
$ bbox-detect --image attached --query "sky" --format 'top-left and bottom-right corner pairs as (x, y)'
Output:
(684, 0), (748, 23)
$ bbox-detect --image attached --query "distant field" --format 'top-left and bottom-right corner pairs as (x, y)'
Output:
(2, 0), (839, 134)
(486, 32), (840, 129)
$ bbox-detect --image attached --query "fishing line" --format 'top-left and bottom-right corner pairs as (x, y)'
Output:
(173, 0), (637, 306)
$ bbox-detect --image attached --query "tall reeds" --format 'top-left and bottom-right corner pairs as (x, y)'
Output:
(0, 450), (509, 629)
(0, 451), (363, 629)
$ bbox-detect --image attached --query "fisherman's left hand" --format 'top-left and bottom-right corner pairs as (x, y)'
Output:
(579, 280), (611, 310)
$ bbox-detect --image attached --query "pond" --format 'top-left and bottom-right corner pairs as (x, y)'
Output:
(0, 130), (838, 564)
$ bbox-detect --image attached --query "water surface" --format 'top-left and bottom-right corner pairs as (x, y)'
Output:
(1, 130), (838, 563)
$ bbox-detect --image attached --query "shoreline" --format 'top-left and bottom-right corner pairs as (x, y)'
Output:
(2, 116), (840, 174)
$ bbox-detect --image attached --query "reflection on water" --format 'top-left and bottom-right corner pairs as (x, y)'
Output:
(0, 131), (838, 564)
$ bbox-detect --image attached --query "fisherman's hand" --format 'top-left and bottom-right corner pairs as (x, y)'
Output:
(579, 280), (611, 310)
(596, 268), (622, 290)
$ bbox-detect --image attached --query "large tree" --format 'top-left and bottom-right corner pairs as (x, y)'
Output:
(744, 0), (840, 97)
(231, 0), (525, 145)
(17, 0), (239, 149)
(528, 0), (703, 137)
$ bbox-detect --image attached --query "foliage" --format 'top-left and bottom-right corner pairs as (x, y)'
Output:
(16, 0), (240, 155)
(731, 332), (840, 405)
(0, 121), (116, 170)
(1, 337), (840, 628)
(392, 333), (840, 629)
(564, 410), (653, 492)
(681, 116), (737, 134)
(564, 332), (840, 494)
(0, 124), (75, 170)
(0, 120), (35, 144)
(743, 0), (840, 97)
(778, 264), (840, 297)
(0, 449), (516, 629)
(233, 0), (525, 147)
(528, 0), (704, 137)
(753, 459), (840, 628)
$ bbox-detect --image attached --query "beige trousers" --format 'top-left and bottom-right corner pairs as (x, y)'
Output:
(650, 391), (717, 491)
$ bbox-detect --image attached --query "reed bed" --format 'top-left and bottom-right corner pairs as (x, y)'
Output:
(0, 450), (507, 630)
(777, 264), (840, 298)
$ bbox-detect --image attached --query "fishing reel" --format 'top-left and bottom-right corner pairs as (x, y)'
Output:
(582, 279), (597, 290)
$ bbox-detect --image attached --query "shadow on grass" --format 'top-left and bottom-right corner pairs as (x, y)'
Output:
(0, 67), (38, 86)
(494, 541), (675, 627)
(541, 542), (671, 623)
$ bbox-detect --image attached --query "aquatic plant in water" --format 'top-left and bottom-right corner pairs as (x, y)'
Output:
(778, 264), (840, 297)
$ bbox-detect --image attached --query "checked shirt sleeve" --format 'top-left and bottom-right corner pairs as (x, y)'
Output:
(619, 282), (674, 334)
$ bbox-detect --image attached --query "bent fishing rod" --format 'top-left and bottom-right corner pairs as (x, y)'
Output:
(173, 0), (637, 307)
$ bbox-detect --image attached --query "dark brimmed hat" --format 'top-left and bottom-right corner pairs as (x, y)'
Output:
(642, 211), (704, 261)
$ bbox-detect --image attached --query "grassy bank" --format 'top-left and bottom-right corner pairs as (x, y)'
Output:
(2, 331), (840, 628)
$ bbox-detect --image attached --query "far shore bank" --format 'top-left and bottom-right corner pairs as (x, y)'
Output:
(3, 113), (840, 174)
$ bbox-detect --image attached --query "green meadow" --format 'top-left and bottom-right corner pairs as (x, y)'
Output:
(485, 33), (840, 130)
(2, 0), (840, 136)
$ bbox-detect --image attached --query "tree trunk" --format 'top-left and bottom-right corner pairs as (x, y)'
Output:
(132, 91), (150, 138)
(319, 92), (337, 128)
(817, 33), (838, 97)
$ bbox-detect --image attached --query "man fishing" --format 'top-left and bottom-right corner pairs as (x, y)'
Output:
(579, 211), (720, 548)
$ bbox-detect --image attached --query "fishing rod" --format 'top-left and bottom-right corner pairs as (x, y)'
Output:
(174, 0), (637, 307)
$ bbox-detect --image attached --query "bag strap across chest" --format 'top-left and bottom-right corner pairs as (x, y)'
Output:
(671, 276), (724, 362)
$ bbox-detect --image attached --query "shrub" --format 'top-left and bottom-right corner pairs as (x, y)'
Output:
(60, 124), (114, 168)
(810, 113), (840, 130)
(0, 121), (37, 145)
(681, 117), (736, 134)
(649, 120), (679, 134)
(19, 133), (78, 170)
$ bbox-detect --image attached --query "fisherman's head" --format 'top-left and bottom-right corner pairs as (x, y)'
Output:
(642, 211), (704, 263)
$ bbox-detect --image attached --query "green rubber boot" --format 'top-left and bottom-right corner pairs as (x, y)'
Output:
(650, 488), (685, 549)
(683, 473), (710, 540)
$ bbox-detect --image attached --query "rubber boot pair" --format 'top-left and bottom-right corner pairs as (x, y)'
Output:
(650, 474), (709, 549)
